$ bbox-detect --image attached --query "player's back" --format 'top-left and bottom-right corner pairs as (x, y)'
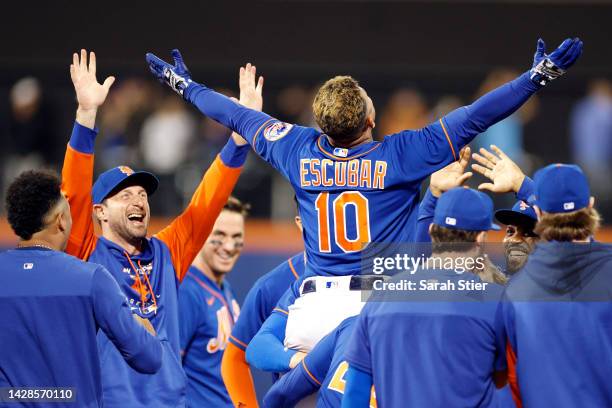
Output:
(505, 241), (612, 407)
(281, 125), (450, 276)
(0, 248), (104, 407)
(347, 269), (505, 408)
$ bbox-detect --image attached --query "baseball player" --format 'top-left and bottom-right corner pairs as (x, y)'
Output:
(471, 145), (540, 275)
(222, 215), (305, 408)
(60, 50), (252, 407)
(147, 38), (581, 370)
(418, 144), (539, 277)
(0, 170), (161, 407)
(343, 187), (507, 408)
(179, 197), (249, 407)
(503, 164), (612, 407)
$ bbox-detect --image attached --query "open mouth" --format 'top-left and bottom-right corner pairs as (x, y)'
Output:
(127, 213), (146, 225)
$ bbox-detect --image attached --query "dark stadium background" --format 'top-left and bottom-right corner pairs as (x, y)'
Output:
(0, 0), (610, 401)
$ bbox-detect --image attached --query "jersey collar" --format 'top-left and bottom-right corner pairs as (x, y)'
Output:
(316, 135), (382, 161)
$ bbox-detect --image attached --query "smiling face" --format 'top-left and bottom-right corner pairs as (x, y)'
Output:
(201, 210), (245, 276)
(95, 185), (150, 244)
(503, 223), (538, 274)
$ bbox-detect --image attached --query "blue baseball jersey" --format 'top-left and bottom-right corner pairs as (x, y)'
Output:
(345, 269), (506, 408)
(62, 122), (248, 407)
(89, 236), (188, 407)
(179, 266), (240, 408)
(0, 248), (161, 408)
(503, 241), (612, 407)
(229, 252), (305, 351)
(186, 71), (540, 276)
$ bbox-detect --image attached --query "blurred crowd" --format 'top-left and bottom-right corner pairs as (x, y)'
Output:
(1, 71), (611, 221)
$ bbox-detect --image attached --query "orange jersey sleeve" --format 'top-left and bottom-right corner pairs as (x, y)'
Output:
(506, 341), (522, 408)
(155, 155), (243, 281)
(61, 144), (97, 260)
(221, 342), (259, 408)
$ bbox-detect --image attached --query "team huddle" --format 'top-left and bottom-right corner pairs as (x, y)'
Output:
(1, 36), (611, 408)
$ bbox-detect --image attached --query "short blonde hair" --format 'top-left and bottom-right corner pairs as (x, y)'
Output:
(313, 76), (367, 142)
(534, 207), (601, 242)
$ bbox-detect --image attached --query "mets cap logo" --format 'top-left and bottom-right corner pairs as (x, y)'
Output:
(118, 166), (134, 175)
(263, 122), (293, 142)
(519, 201), (529, 211)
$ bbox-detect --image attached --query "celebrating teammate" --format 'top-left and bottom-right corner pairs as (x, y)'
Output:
(179, 197), (249, 407)
(343, 188), (507, 407)
(503, 164), (612, 407)
(222, 211), (305, 408)
(146, 38), (581, 278)
(0, 171), (161, 407)
(471, 145), (539, 275)
(61, 50), (251, 407)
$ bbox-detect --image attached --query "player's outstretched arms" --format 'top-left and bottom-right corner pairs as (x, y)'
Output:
(442, 38), (583, 149)
(146, 49), (273, 145)
(62, 49), (115, 259)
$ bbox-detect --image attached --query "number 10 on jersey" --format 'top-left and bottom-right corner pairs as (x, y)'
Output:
(315, 191), (371, 253)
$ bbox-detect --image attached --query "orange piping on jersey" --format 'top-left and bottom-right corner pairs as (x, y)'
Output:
(316, 136), (381, 161)
(288, 258), (299, 279)
(251, 119), (276, 148)
(506, 341), (522, 408)
(272, 307), (289, 316)
(438, 118), (457, 161)
(189, 271), (235, 325)
(301, 360), (321, 386)
(230, 335), (249, 349)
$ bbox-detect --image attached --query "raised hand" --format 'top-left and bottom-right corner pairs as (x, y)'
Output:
(471, 145), (525, 193)
(146, 49), (192, 96)
(238, 63), (264, 112)
(530, 37), (583, 86)
(429, 147), (473, 197)
(70, 50), (115, 111)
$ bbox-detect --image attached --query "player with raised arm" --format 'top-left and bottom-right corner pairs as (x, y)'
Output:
(146, 38), (581, 276)
(147, 38), (582, 373)
(61, 50), (250, 407)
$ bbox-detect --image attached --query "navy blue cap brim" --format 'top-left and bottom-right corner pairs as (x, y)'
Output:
(103, 171), (159, 202)
(495, 209), (536, 227)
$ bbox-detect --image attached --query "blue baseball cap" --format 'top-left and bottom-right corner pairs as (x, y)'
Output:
(433, 187), (500, 231)
(495, 200), (537, 227)
(92, 166), (159, 204)
(533, 164), (590, 213)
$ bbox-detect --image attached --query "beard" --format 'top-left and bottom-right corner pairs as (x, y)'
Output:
(504, 242), (532, 274)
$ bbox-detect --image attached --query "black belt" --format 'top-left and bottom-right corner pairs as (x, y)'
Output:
(302, 275), (386, 295)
